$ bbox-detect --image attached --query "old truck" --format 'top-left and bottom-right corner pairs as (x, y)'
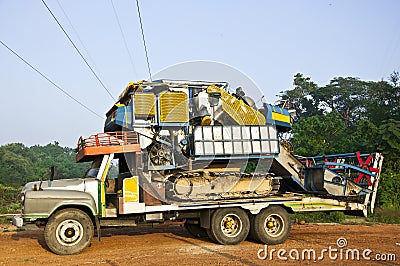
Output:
(13, 80), (383, 255)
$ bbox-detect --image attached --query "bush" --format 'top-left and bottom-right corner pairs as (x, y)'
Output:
(291, 211), (355, 224)
(291, 212), (330, 223)
(377, 167), (400, 208)
(368, 207), (400, 224)
(328, 211), (346, 223)
(0, 184), (21, 214)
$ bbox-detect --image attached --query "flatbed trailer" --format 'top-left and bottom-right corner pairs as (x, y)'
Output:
(14, 130), (382, 255)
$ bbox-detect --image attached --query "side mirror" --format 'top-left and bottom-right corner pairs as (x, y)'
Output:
(50, 166), (55, 181)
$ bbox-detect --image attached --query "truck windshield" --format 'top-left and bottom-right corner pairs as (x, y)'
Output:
(84, 157), (102, 178)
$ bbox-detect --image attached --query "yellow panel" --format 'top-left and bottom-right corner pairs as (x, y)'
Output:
(159, 91), (188, 122)
(207, 85), (266, 125)
(123, 177), (139, 202)
(134, 93), (156, 116)
(272, 112), (291, 123)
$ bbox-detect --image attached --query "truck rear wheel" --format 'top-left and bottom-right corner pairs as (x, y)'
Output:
(208, 208), (250, 245)
(44, 208), (94, 255)
(184, 220), (208, 238)
(252, 206), (291, 245)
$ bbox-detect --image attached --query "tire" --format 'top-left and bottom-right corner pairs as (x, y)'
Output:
(208, 208), (250, 245)
(247, 214), (257, 241)
(184, 220), (208, 238)
(44, 208), (94, 255)
(252, 206), (291, 245)
(206, 228), (218, 243)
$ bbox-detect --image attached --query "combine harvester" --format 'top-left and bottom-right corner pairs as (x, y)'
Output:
(14, 80), (383, 255)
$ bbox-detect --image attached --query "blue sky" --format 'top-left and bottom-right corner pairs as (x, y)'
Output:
(1, 0), (399, 147)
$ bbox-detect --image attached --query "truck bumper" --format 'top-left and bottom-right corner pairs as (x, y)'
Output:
(12, 216), (23, 227)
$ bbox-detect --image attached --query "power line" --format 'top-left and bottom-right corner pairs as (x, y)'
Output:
(0, 40), (103, 119)
(55, 0), (106, 83)
(110, 0), (137, 77)
(135, 0), (152, 81)
(41, 0), (116, 101)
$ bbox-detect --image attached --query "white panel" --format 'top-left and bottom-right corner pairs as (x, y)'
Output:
(195, 142), (203, 155)
(232, 126), (242, 139)
(194, 127), (203, 140)
(243, 141), (251, 154)
(224, 142), (233, 154)
(261, 141), (270, 153)
(213, 126), (223, 140)
(233, 142), (243, 154)
(204, 142), (214, 155)
(269, 125), (277, 139)
(270, 140), (279, 153)
(223, 127), (232, 140)
(123, 202), (146, 214)
(214, 142), (224, 154)
(252, 141), (261, 153)
(260, 126), (269, 139)
(241, 127), (251, 140)
(203, 127), (213, 140)
(251, 126), (260, 139)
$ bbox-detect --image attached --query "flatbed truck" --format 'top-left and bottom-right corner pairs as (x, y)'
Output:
(13, 80), (384, 255)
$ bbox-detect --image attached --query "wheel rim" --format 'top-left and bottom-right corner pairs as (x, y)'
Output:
(220, 213), (242, 238)
(263, 214), (285, 237)
(55, 219), (84, 246)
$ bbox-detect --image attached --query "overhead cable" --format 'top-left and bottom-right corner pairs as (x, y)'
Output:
(41, 0), (116, 101)
(135, 0), (152, 81)
(0, 40), (103, 119)
(55, 0), (105, 82)
(110, 0), (137, 76)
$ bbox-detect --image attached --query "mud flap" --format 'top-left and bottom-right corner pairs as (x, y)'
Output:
(200, 209), (211, 229)
(94, 215), (101, 242)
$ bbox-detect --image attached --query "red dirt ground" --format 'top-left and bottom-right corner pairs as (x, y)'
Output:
(0, 223), (398, 265)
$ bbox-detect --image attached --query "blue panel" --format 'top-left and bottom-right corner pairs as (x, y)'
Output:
(104, 106), (132, 130)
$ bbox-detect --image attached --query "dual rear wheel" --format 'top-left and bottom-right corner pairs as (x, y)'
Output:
(185, 206), (291, 245)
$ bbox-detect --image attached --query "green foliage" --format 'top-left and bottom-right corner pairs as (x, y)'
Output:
(292, 209), (399, 224)
(377, 165), (400, 208)
(292, 111), (346, 156)
(366, 81), (400, 124)
(0, 142), (89, 187)
(328, 211), (346, 223)
(282, 71), (400, 209)
(376, 120), (400, 162)
(291, 212), (328, 223)
(242, 161), (269, 173)
(279, 73), (321, 118)
(291, 211), (346, 223)
(0, 184), (21, 214)
(315, 77), (369, 124)
(368, 207), (400, 224)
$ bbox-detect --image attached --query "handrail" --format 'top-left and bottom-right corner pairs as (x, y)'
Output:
(77, 131), (138, 152)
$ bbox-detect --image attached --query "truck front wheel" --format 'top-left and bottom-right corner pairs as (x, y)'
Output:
(44, 208), (94, 255)
(208, 208), (250, 245)
(252, 205), (291, 245)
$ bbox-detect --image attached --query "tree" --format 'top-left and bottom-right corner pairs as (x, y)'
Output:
(279, 73), (321, 118)
(313, 77), (368, 125)
(291, 110), (346, 156)
(0, 142), (89, 187)
(366, 80), (400, 124)
(376, 119), (400, 163)
(280, 73), (400, 208)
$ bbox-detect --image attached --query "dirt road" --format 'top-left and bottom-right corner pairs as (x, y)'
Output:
(0, 223), (398, 265)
